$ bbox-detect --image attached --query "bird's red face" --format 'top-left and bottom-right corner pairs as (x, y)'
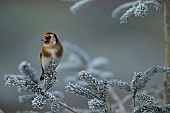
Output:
(42, 33), (51, 44)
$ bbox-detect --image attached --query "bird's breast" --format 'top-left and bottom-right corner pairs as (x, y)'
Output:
(42, 48), (60, 70)
(46, 48), (58, 58)
(42, 44), (63, 60)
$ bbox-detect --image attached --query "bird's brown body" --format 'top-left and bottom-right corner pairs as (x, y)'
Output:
(40, 32), (63, 80)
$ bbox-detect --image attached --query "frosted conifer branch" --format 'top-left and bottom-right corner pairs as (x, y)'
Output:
(88, 98), (115, 113)
(118, 0), (161, 23)
(97, 80), (109, 102)
(109, 79), (131, 92)
(66, 71), (115, 112)
(119, 6), (136, 23)
(136, 94), (157, 105)
(65, 65), (170, 112)
(5, 75), (43, 94)
(133, 104), (170, 113)
(112, 1), (138, 19)
(134, 2), (148, 17)
(131, 66), (170, 92)
(161, 104), (170, 111)
(144, 0), (161, 10)
(5, 74), (25, 87)
(65, 0), (161, 23)
(78, 71), (98, 86)
(5, 75), (59, 112)
(24, 79), (43, 94)
(78, 71), (110, 102)
(44, 76), (57, 91)
(32, 96), (47, 109)
(65, 82), (98, 99)
(66, 82), (113, 112)
(42, 59), (58, 91)
(50, 101), (60, 112)
(4, 59), (77, 113)
(131, 72), (144, 93)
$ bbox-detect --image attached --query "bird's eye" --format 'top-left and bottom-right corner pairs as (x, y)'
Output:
(46, 36), (51, 40)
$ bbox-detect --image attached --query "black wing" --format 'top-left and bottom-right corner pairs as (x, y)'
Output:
(40, 52), (45, 81)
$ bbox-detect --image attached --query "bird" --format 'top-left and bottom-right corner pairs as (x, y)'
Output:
(40, 32), (63, 81)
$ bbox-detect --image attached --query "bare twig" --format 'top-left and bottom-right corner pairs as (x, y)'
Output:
(132, 91), (137, 107)
(58, 101), (77, 113)
(109, 87), (126, 113)
(113, 94), (132, 108)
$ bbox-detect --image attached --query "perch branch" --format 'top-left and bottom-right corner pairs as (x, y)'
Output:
(113, 94), (132, 108)
(58, 101), (77, 113)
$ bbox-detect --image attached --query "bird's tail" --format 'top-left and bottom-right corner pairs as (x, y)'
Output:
(40, 73), (45, 81)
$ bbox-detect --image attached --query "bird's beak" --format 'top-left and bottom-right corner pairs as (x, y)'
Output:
(41, 38), (47, 41)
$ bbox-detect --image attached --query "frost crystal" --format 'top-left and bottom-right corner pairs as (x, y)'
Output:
(131, 72), (144, 92)
(110, 79), (131, 91)
(133, 105), (170, 113)
(65, 82), (97, 99)
(134, 2), (148, 17)
(88, 98), (111, 113)
(78, 71), (98, 85)
(136, 94), (157, 105)
(32, 96), (46, 109)
(120, 6), (136, 23)
(51, 101), (60, 112)
(5, 75), (26, 87)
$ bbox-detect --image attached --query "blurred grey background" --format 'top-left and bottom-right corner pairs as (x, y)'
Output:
(0, 0), (165, 113)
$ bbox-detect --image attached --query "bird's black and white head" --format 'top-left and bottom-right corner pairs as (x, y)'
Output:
(42, 32), (58, 46)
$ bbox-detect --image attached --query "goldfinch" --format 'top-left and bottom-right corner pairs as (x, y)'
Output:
(40, 32), (63, 81)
